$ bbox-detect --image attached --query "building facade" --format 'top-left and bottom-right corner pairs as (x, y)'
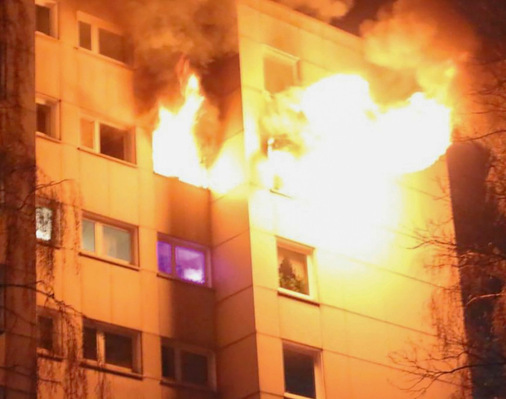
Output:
(0, 0), (463, 398)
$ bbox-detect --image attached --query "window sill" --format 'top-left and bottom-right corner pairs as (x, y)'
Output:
(284, 393), (315, 399)
(278, 288), (319, 306)
(78, 147), (137, 168)
(160, 378), (214, 392)
(36, 131), (61, 143)
(38, 349), (64, 361)
(75, 46), (132, 70)
(79, 251), (139, 271)
(35, 31), (59, 42)
(156, 272), (212, 290)
(81, 360), (143, 380)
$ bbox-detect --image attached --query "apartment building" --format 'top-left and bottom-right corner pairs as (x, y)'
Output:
(0, 0), (462, 398)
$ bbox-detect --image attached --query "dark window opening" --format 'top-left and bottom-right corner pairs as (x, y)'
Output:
(36, 5), (52, 36)
(99, 123), (130, 161)
(104, 332), (133, 369)
(38, 315), (54, 352)
(283, 347), (316, 398)
(82, 326), (97, 360)
(36, 103), (51, 135)
(78, 21), (92, 50)
(98, 28), (127, 63)
(161, 345), (176, 379)
(181, 350), (209, 386)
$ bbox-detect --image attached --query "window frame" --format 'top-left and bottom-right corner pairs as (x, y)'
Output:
(36, 96), (60, 140)
(282, 342), (324, 399)
(156, 234), (210, 287)
(79, 115), (136, 164)
(35, 0), (58, 38)
(81, 213), (138, 267)
(37, 307), (62, 358)
(160, 339), (215, 390)
(82, 318), (142, 374)
(76, 12), (129, 65)
(277, 238), (316, 301)
(263, 46), (300, 94)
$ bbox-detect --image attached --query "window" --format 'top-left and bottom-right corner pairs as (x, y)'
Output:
(81, 215), (136, 264)
(77, 14), (129, 63)
(80, 117), (135, 163)
(37, 310), (60, 356)
(157, 237), (208, 285)
(82, 319), (141, 373)
(160, 341), (214, 389)
(283, 344), (322, 399)
(36, 206), (53, 242)
(277, 240), (314, 297)
(36, 98), (59, 139)
(36, 1), (57, 37)
(263, 48), (299, 94)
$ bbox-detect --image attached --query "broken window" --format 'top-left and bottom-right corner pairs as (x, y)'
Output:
(79, 117), (135, 163)
(36, 1), (57, 37)
(36, 206), (53, 242)
(263, 48), (299, 94)
(36, 98), (59, 139)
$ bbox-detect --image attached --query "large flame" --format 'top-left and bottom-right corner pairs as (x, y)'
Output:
(152, 71), (208, 187)
(261, 73), (453, 258)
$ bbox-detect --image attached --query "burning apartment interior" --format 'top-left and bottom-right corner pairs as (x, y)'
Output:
(0, 0), (504, 398)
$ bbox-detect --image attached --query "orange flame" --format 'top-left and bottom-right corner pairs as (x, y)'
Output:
(260, 73), (453, 258)
(152, 68), (208, 187)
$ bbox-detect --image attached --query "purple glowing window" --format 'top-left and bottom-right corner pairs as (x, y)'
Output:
(175, 246), (206, 285)
(157, 241), (172, 274)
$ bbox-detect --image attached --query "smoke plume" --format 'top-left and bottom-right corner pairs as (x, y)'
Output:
(360, 0), (478, 106)
(273, 0), (354, 21)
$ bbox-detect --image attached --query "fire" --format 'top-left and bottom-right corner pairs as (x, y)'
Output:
(152, 69), (208, 187)
(261, 73), (453, 258)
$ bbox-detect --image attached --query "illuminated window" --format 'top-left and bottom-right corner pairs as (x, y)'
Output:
(36, 0), (57, 37)
(36, 98), (59, 139)
(157, 237), (208, 285)
(283, 344), (322, 399)
(277, 241), (313, 297)
(161, 341), (214, 388)
(36, 206), (53, 242)
(80, 117), (135, 163)
(81, 215), (136, 264)
(78, 14), (129, 63)
(263, 47), (299, 94)
(82, 319), (141, 373)
(37, 310), (60, 356)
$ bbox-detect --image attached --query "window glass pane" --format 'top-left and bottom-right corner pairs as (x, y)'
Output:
(81, 219), (95, 252)
(36, 206), (53, 241)
(102, 224), (131, 262)
(36, 5), (51, 36)
(36, 103), (51, 135)
(175, 246), (205, 284)
(181, 351), (208, 386)
(104, 332), (133, 369)
(278, 247), (309, 295)
(157, 241), (172, 275)
(283, 348), (316, 398)
(78, 21), (92, 50)
(99, 124), (129, 161)
(37, 315), (54, 351)
(80, 119), (95, 149)
(82, 326), (97, 360)
(98, 28), (127, 63)
(161, 345), (176, 379)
